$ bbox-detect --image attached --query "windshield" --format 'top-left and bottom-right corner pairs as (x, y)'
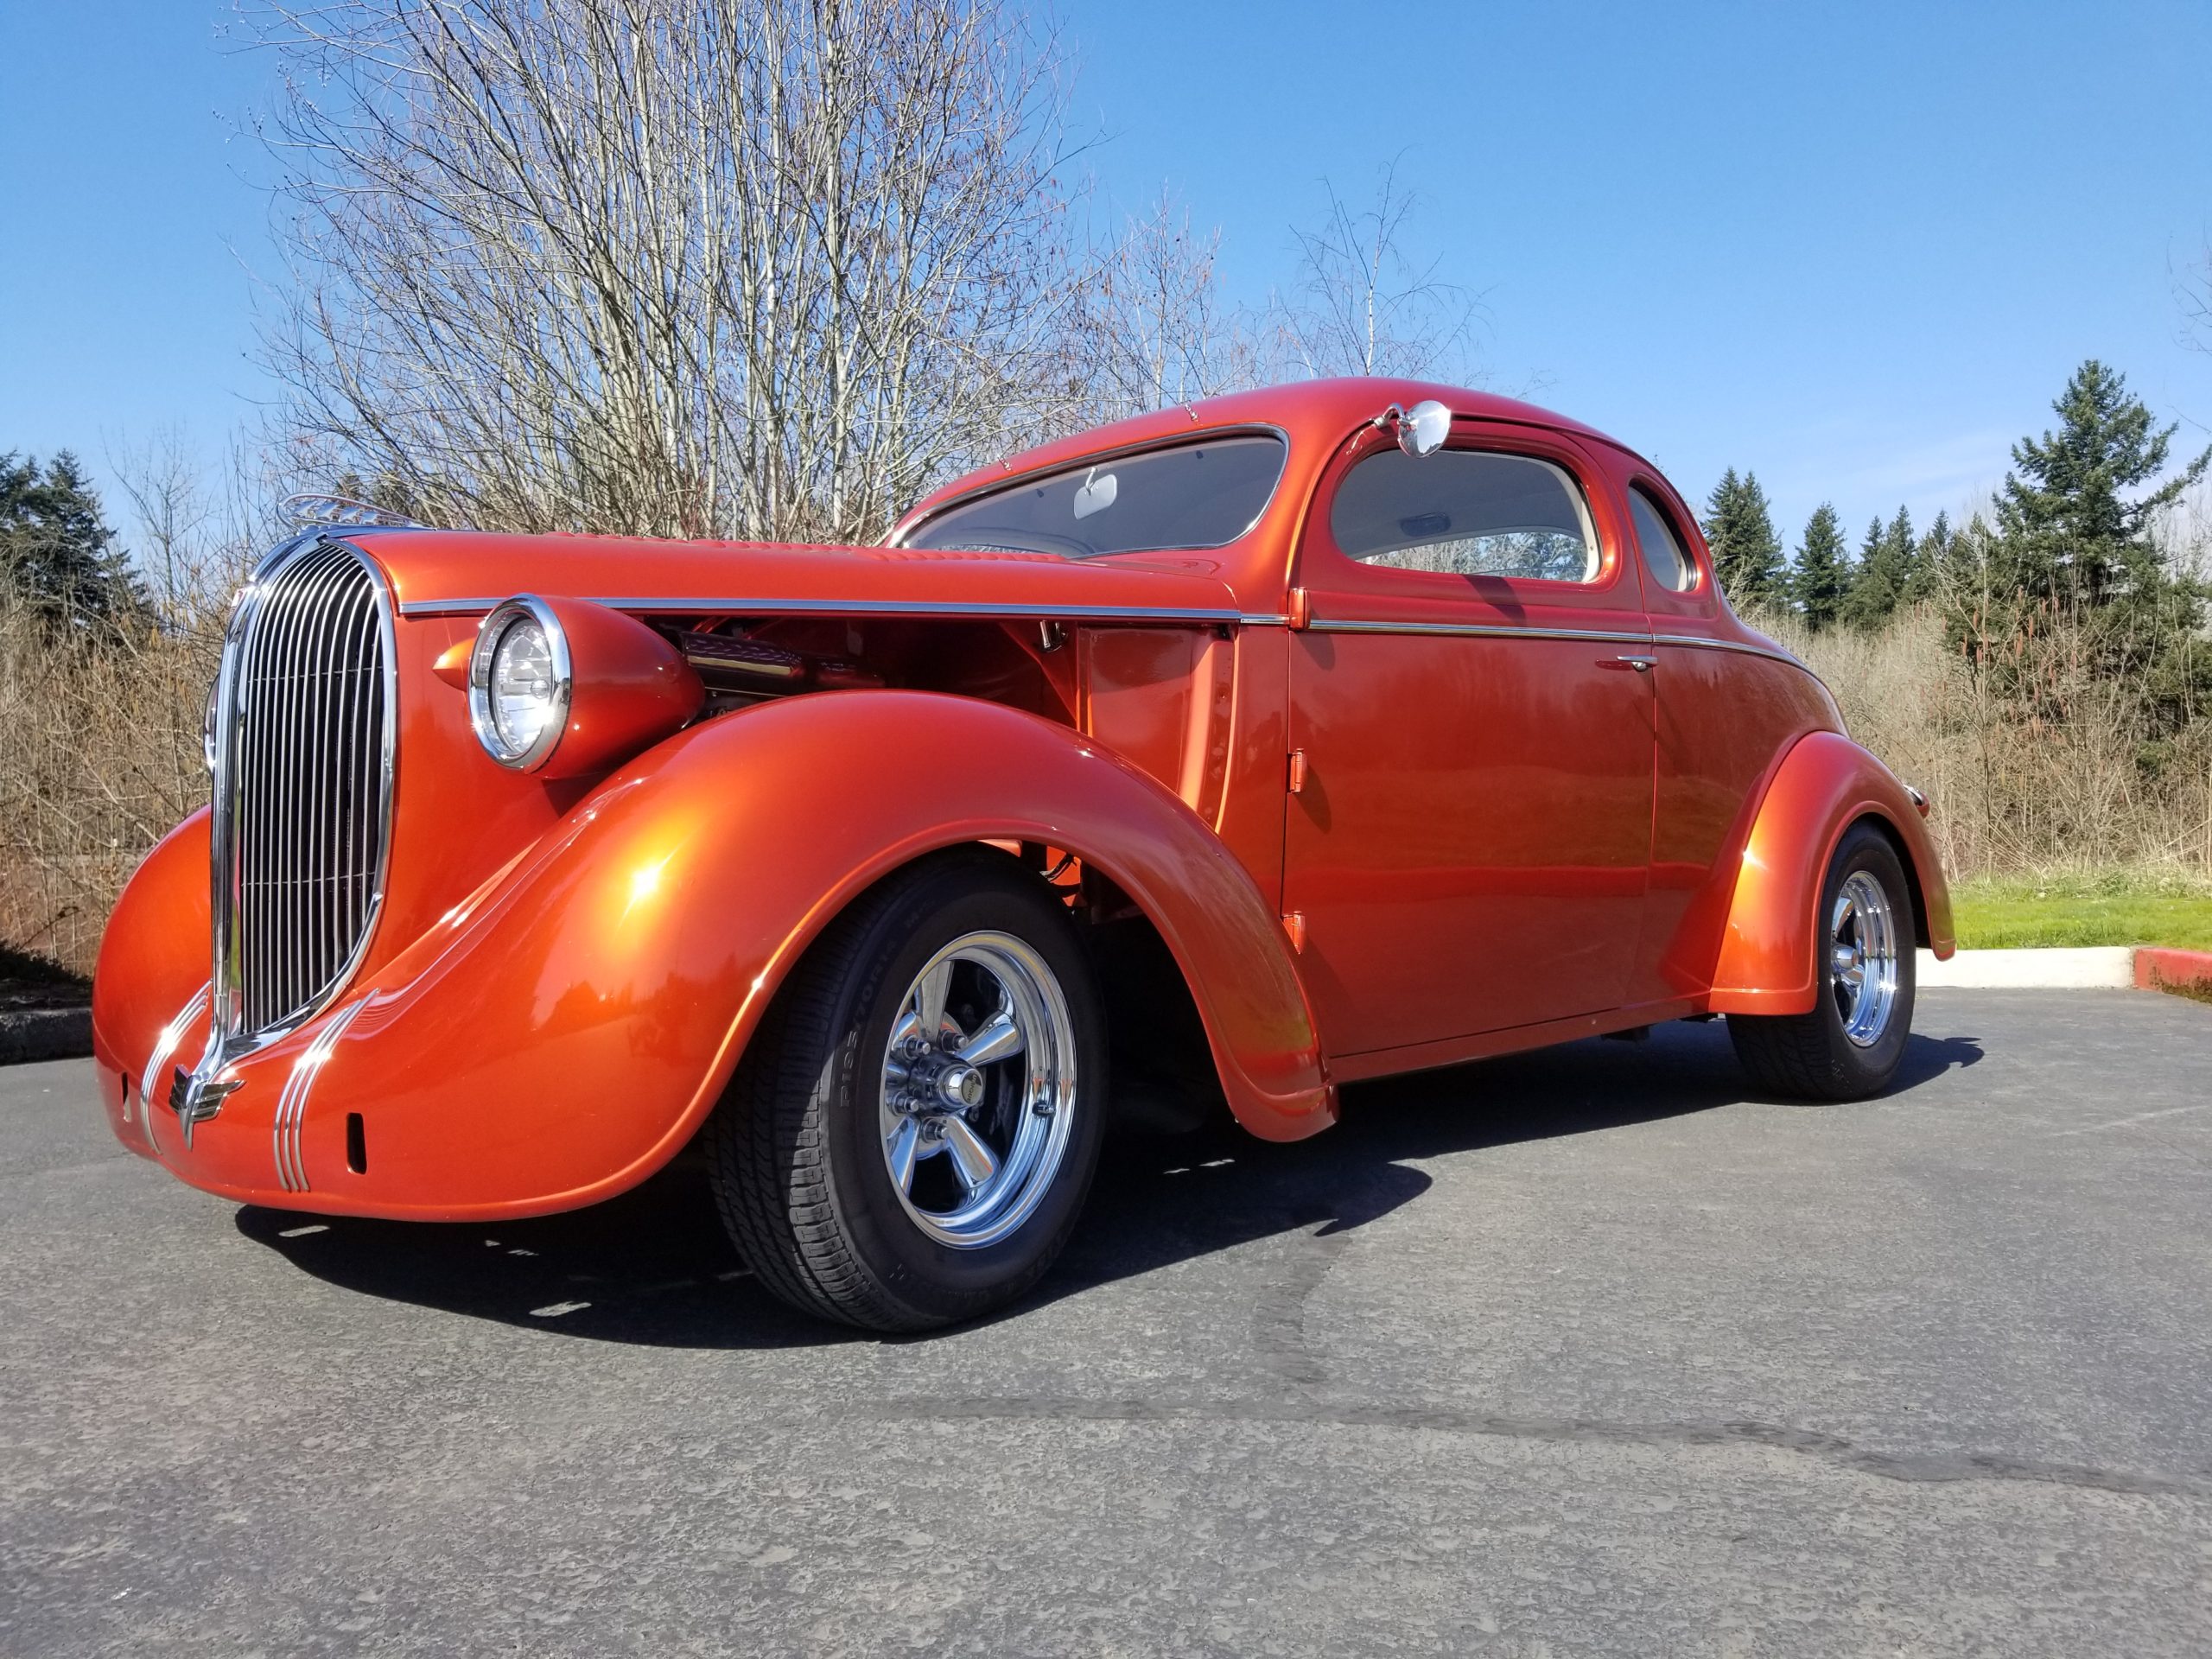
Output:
(905, 433), (1286, 559)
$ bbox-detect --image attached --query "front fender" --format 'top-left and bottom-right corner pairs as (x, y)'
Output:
(1707, 731), (1955, 1015)
(99, 692), (1331, 1220)
(90, 808), (213, 1156)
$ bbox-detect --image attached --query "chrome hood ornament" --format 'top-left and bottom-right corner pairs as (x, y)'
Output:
(167, 1068), (243, 1147)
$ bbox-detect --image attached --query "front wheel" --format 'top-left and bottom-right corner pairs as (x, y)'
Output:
(1728, 822), (1916, 1101)
(706, 850), (1106, 1331)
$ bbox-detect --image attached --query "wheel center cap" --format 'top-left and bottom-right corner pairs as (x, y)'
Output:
(937, 1064), (985, 1111)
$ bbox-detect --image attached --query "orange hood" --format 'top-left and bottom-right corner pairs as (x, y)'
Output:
(344, 529), (1253, 623)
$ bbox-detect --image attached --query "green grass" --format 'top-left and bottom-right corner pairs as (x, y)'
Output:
(1950, 872), (2212, 951)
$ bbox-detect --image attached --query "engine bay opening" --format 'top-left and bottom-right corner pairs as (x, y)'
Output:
(656, 614), (1079, 726)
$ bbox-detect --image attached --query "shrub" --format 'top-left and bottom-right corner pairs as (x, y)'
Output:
(1760, 603), (2212, 880)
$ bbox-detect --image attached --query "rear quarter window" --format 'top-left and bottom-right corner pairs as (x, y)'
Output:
(1628, 486), (1700, 593)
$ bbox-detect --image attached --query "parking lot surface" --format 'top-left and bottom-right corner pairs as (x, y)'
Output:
(5, 988), (2210, 1655)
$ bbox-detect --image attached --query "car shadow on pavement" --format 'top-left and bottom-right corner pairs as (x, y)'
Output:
(233, 1018), (1983, 1349)
(1039, 1017), (1981, 1315)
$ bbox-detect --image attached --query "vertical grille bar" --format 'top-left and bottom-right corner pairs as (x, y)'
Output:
(225, 542), (393, 1038)
(303, 555), (340, 1021)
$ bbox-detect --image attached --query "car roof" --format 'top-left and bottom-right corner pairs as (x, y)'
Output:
(899, 377), (1640, 532)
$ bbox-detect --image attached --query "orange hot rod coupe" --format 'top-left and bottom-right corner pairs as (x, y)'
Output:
(93, 379), (1954, 1331)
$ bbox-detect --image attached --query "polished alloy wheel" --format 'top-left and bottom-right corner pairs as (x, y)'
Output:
(1728, 823), (1916, 1102)
(1828, 869), (1900, 1047)
(710, 853), (1106, 1330)
(878, 930), (1077, 1249)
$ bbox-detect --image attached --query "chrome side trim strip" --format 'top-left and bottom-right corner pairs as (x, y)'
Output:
(399, 601), (1807, 666)
(273, 1000), (365, 1193)
(1650, 632), (1811, 672)
(1302, 618), (1810, 672)
(138, 982), (211, 1145)
(1309, 619), (1655, 647)
(397, 594), (1251, 625)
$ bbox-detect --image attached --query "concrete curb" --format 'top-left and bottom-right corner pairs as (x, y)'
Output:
(1919, 945), (2212, 995)
(1917, 946), (2137, 989)
(2134, 948), (2212, 999)
(0, 1007), (93, 1065)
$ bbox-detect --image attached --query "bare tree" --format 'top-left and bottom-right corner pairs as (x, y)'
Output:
(1058, 164), (1481, 416)
(252, 0), (1087, 543)
(0, 436), (264, 970)
(2181, 241), (2212, 356)
(1067, 187), (1255, 421)
(1265, 161), (1478, 382)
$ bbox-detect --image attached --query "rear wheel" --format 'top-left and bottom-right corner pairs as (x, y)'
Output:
(1728, 822), (1916, 1101)
(706, 851), (1105, 1331)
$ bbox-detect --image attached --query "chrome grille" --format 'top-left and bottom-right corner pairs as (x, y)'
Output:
(219, 539), (394, 1038)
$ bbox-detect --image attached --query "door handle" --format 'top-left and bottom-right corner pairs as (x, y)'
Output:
(1603, 655), (1656, 672)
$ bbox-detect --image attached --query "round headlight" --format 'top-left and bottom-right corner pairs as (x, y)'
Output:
(468, 596), (571, 770)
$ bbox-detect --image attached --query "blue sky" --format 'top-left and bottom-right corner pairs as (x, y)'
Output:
(3, 1), (2209, 551)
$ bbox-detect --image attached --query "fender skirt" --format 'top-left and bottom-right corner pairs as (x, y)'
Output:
(93, 692), (1334, 1220)
(1707, 730), (1956, 1016)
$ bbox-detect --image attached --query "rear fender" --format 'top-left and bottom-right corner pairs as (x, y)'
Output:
(1708, 731), (1955, 1015)
(104, 691), (1332, 1219)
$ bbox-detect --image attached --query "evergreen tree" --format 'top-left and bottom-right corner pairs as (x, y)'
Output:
(1701, 467), (1742, 555)
(1883, 507), (1916, 602)
(1789, 503), (1850, 631)
(1955, 359), (2212, 733)
(1859, 512), (1885, 573)
(1991, 359), (2209, 609)
(1701, 468), (1784, 607)
(1904, 510), (1950, 606)
(0, 451), (142, 635)
(1840, 512), (1889, 629)
(1841, 506), (1918, 629)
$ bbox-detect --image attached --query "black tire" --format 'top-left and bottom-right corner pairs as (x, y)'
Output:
(706, 849), (1107, 1332)
(1728, 822), (1916, 1101)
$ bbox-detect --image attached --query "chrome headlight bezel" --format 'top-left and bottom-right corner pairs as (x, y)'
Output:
(468, 595), (572, 772)
(202, 675), (221, 772)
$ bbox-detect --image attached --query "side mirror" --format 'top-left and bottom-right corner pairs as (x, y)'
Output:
(1398, 399), (1452, 459)
(1071, 467), (1118, 520)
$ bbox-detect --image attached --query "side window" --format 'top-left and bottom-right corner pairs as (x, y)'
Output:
(1628, 486), (1699, 594)
(1328, 448), (1601, 583)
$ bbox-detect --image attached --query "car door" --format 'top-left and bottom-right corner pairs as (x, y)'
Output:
(1608, 457), (1839, 1004)
(1281, 418), (1657, 1058)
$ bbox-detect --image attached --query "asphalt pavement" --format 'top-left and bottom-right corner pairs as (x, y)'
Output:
(4, 989), (2209, 1656)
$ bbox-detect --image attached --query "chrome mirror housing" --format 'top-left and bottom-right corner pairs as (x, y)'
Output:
(1071, 467), (1117, 521)
(1398, 398), (1452, 459)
